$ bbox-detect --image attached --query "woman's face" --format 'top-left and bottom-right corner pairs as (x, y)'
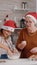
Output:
(25, 17), (35, 30)
(3, 30), (12, 38)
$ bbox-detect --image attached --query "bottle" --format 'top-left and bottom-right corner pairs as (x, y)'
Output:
(22, 2), (27, 9)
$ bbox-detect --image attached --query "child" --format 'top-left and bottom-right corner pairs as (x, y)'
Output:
(0, 20), (17, 59)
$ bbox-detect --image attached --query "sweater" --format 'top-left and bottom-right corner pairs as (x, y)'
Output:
(16, 28), (37, 58)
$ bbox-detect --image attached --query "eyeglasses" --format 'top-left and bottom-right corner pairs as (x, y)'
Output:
(25, 20), (33, 24)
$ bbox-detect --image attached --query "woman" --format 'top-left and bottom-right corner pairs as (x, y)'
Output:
(16, 12), (37, 59)
(0, 20), (17, 59)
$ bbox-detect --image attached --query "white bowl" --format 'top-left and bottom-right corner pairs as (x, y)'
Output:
(8, 53), (20, 59)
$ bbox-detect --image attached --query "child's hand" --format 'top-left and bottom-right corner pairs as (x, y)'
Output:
(8, 48), (13, 56)
(13, 49), (18, 53)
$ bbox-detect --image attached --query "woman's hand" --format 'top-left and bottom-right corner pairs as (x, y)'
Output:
(29, 55), (37, 60)
(18, 41), (26, 50)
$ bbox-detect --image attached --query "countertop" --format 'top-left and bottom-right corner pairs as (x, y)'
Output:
(0, 59), (37, 65)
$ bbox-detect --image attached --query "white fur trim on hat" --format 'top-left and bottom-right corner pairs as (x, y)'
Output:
(1, 26), (15, 32)
(26, 15), (36, 23)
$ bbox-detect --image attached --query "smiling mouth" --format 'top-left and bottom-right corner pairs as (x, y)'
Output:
(27, 26), (30, 27)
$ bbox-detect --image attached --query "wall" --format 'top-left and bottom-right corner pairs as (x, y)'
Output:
(0, 0), (36, 27)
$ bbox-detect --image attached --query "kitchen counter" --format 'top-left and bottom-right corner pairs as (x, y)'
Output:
(0, 59), (37, 65)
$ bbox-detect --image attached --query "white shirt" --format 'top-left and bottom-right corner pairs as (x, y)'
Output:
(0, 36), (14, 55)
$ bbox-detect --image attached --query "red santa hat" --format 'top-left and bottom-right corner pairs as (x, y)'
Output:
(25, 12), (37, 24)
(1, 20), (17, 32)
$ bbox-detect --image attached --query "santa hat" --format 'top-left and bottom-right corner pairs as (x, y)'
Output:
(1, 20), (17, 32)
(25, 12), (37, 24)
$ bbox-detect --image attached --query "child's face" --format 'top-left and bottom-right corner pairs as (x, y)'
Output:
(3, 30), (12, 38)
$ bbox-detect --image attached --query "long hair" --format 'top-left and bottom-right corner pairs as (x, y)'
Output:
(0, 29), (3, 35)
